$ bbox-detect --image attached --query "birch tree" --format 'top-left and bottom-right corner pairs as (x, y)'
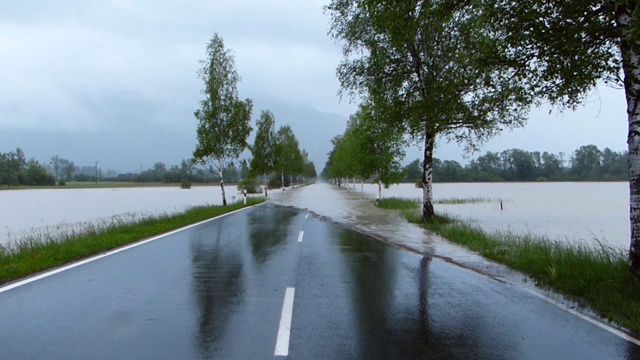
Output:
(274, 125), (303, 190)
(486, 0), (640, 275)
(326, 0), (528, 219)
(193, 33), (253, 206)
(250, 110), (277, 196)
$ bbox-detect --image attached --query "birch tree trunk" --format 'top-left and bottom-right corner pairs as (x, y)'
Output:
(218, 159), (227, 206)
(361, 179), (364, 192)
(377, 180), (382, 201)
(615, 0), (640, 276)
(422, 133), (436, 219)
(281, 171), (285, 192)
(263, 173), (268, 197)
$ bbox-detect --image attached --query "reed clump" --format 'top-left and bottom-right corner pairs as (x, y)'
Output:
(377, 197), (420, 210)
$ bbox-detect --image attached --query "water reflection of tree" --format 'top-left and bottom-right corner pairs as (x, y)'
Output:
(338, 229), (397, 358)
(338, 229), (491, 359)
(190, 218), (244, 359)
(247, 205), (297, 265)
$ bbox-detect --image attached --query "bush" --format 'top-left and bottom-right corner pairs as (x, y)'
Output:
(180, 179), (191, 189)
(58, 179), (66, 186)
(237, 177), (261, 193)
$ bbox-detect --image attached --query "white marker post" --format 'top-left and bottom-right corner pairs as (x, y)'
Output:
(243, 189), (247, 205)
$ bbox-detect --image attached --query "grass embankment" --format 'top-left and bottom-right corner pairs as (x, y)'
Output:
(0, 198), (265, 285)
(378, 197), (640, 333)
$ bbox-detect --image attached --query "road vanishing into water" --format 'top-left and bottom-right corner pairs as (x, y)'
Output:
(1, 201), (639, 359)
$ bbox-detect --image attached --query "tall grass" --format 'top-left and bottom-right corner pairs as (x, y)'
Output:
(377, 197), (420, 210)
(0, 198), (265, 285)
(433, 196), (493, 204)
(392, 205), (640, 333)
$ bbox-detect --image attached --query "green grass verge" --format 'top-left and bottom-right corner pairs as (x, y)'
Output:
(380, 198), (640, 333)
(0, 198), (265, 285)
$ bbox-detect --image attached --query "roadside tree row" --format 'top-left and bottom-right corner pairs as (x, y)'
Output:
(326, 0), (640, 275)
(323, 101), (405, 199)
(192, 33), (316, 205)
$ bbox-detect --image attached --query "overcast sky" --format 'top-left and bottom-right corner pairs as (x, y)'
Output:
(0, 1), (629, 172)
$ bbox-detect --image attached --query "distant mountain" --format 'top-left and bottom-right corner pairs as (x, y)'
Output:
(0, 97), (347, 174)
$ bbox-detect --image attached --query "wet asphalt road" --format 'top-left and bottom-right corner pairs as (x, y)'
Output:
(1, 203), (639, 359)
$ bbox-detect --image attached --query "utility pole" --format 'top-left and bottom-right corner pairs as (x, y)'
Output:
(94, 161), (99, 184)
(139, 164), (143, 174)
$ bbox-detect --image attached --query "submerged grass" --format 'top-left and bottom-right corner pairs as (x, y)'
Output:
(433, 196), (493, 205)
(382, 200), (640, 333)
(0, 198), (265, 285)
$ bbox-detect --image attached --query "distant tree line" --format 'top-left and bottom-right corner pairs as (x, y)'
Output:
(0, 148), (55, 186)
(402, 145), (628, 183)
(0, 147), (316, 187)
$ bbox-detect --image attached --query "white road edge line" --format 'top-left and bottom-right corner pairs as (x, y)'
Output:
(297, 231), (304, 243)
(274, 287), (295, 357)
(0, 203), (263, 294)
(523, 288), (640, 346)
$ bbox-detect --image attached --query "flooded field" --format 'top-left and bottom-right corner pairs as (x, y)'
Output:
(0, 185), (236, 247)
(334, 181), (629, 250)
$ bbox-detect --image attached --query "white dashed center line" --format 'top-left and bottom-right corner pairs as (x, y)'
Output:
(274, 287), (296, 356)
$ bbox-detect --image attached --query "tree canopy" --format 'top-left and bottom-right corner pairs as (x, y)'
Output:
(273, 125), (304, 189)
(250, 110), (277, 178)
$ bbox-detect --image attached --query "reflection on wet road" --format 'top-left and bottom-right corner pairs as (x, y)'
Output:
(0, 200), (638, 359)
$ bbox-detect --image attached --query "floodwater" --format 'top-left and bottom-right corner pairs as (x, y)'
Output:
(0, 182), (629, 252)
(328, 181), (629, 250)
(0, 185), (236, 247)
(270, 181), (631, 288)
